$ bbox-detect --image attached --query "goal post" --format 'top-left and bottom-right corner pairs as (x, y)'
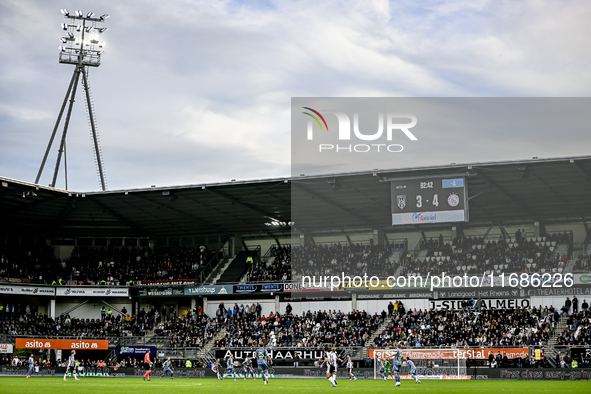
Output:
(370, 348), (467, 380)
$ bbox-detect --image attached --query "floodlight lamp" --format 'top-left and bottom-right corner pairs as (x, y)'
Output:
(87, 12), (95, 18)
(98, 27), (108, 33)
(100, 14), (109, 20)
(60, 9), (69, 16)
(76, 10), (83, 17)
(85, 26), (93, 33)
(59, 37), (67, 43)
(61, 23), (68, 30)
(67, 32), (74, 39)
(76, 25), (82, 32)
(59, 46), (66, 52)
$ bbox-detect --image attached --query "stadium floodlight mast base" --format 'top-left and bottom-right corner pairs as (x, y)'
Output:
(35, 9), (110, 191)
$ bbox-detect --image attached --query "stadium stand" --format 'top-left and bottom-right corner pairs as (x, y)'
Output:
(0, 244), (221, 285)
(0, 308), (153, 338)
(153, 314), (221, 348)
(244, 245), (292, 283)
(399, 233), (573, 278)
(555, 310), (591, 346)
(291, 243), (399, 278)
(211, 308), (381, 348)
(372, 305), (556, 348)
(0, 233), (585, 285)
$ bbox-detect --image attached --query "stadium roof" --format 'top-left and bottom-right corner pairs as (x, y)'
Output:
(1, 156), (590, 241)
(292, 155), (591, 234)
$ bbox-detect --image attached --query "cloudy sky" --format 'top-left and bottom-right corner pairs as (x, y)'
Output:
(1, 0), (590, 192)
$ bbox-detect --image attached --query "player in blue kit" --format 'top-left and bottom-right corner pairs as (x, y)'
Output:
(405, 357), (420, 384)
(377, 356), (386, 380)
(26, 354), (34, 379)
(242, 357), (256, 381)
(225, 356), (237, 381)
(255, 345), (272, 385)
(160, 357), (174, 379)
(392, 345), (403, 387)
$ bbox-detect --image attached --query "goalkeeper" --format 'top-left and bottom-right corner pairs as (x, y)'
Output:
(383, 358), (392, 381)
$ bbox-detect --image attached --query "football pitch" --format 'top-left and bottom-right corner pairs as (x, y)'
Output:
(1, 378), (591, 394)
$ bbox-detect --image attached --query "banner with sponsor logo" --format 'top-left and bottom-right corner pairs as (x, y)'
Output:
(284, 282), (332, 292)
(577, 273), (591, 284)
(470, 367), (591, 380)
(0, 344), (13, 353)
(138, 287), (184, 297)
(115, 346), (156, 355)
(358, 290), (434, 299)
(56, 287), (129, 297)
(430, 298), (531, 310)
(233, 284), (284, 294)
(525, 284), (591, 297)
(184, 285), (233, 295)
(435, 288), (525, 299)
(370, 348), (529, 360)
(215, 348), (328, 361)
(15, 338), (108, 350)
(0, 284), (55, 296)
(139, 279), (196, 287)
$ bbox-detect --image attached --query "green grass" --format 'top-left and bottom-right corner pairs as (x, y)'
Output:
(1, 377), (591, 394)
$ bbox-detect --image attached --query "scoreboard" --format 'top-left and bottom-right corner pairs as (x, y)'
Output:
(390, 177), (468, 225)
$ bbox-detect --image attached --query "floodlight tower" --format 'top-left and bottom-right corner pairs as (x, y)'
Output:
(35, 9), (110, 191)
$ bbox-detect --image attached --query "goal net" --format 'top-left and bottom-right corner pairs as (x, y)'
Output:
(370, 348), (468, 380)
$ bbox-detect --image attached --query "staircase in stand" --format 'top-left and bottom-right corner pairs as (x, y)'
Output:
(361, 317), (393, 359)
(196, 326), (228, 364)
(544, 316), (568, 367)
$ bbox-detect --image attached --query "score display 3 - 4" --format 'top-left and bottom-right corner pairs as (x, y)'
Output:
(390, 178), (468, 225)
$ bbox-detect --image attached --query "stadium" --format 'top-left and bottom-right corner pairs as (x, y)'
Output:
(2, 155), (591, 392)
(2, 2), (591, 394)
